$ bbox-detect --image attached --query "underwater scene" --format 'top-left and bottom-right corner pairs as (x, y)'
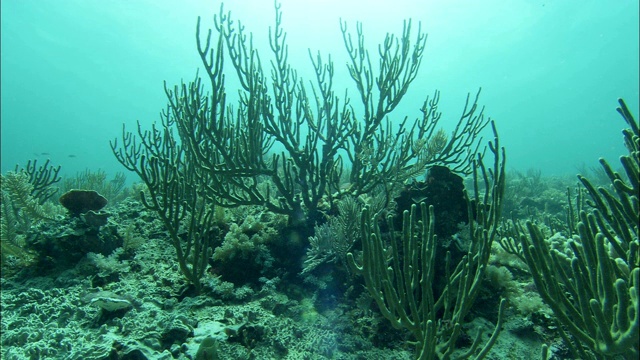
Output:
(1, 1), (638, 359)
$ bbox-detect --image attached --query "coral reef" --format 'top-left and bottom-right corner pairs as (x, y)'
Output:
(2, 2), (637, 360)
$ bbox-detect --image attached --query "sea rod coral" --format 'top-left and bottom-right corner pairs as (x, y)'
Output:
(111, 2), (492, 292)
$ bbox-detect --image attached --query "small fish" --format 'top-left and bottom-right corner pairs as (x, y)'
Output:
(41, 152), (50, 155)
(68, 154), (77, 158)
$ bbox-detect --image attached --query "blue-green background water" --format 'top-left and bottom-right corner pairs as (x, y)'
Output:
(2, 0), (638, 179)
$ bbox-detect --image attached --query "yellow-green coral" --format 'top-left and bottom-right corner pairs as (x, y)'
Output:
(2, 171), (58, 222)
(1, 173), (30, 264)
(1, 171), (63, 266)
(514, 99), (639, 358)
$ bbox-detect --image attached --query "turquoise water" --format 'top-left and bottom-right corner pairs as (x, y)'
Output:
(2, 0), (638, 177)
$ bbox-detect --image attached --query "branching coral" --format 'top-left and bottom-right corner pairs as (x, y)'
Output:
(512, 99), (639, 359)
(302, 196), (363, 274)
(110, 2), (494, 297)
(14, 159), (61, 204)
(112, 2), (490, 226)
(1, 169), (62, 266)
(348, 125), (507, 359)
